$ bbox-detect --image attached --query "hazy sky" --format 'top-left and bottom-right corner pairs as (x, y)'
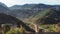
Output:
(0, 0), (60, 7)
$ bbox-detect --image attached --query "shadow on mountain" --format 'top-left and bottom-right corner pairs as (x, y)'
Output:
(37, 9), (60, 24)
(0, 13), (35, 32)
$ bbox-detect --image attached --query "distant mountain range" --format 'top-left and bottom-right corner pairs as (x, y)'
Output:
(0, 2), (60, 24)
(9, 3), (60, 10)
(9, 4), (36, 9)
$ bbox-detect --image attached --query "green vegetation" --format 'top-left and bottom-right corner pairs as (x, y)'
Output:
(0, 2), (60, 34)
(6, 27), (26, 34)
(0, 32), (1, 34)
(28, 9), (52, 23)
(39, 24), (60, 32)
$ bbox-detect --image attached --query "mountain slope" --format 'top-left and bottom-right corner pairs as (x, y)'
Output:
(9, 4), (60, 20)
(0, 2), (10, 14)
(0, 13), (35, 32)
(8, 9), (39, 20)
(32, 9), (60, 24)
(0, 3), (60, 24)
(29, 9), (52, 22)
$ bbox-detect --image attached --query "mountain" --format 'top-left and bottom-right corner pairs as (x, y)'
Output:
(0, 13), (35, 32)
(0, 2), (60, 24)
(8, 9), (39, 20)
(41, 9), (60, 24)
(32, 4), (53, 9)
(30, 9), (60, 24)
(9, 4), (36, 9)
(0, 2), (10, 14)
(33, 4), (60, 10)
(9, 3), (60, 21)
(9, 3), (60, 11)
(21, 4), (36, 9)
(9, 5), (22, 9)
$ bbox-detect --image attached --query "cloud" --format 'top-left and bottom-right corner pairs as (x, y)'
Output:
(40, 0), (60, 5)
(0, 0), (60, 7)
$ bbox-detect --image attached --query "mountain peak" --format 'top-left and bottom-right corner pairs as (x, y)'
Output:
(0, 2), (7, 7)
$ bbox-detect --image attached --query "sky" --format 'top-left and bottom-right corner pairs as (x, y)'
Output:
(0, 0), (60, 7)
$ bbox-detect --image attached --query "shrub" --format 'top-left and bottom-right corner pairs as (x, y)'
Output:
(0, 32), (2, 34)
(6, 27), (26, 34)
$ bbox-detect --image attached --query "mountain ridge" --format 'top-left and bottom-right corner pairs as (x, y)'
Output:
(0, 2), (60, 24)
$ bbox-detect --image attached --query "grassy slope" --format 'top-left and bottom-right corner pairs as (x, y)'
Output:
(23, 9), (52, 24)
(28, 9), (52, 23)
